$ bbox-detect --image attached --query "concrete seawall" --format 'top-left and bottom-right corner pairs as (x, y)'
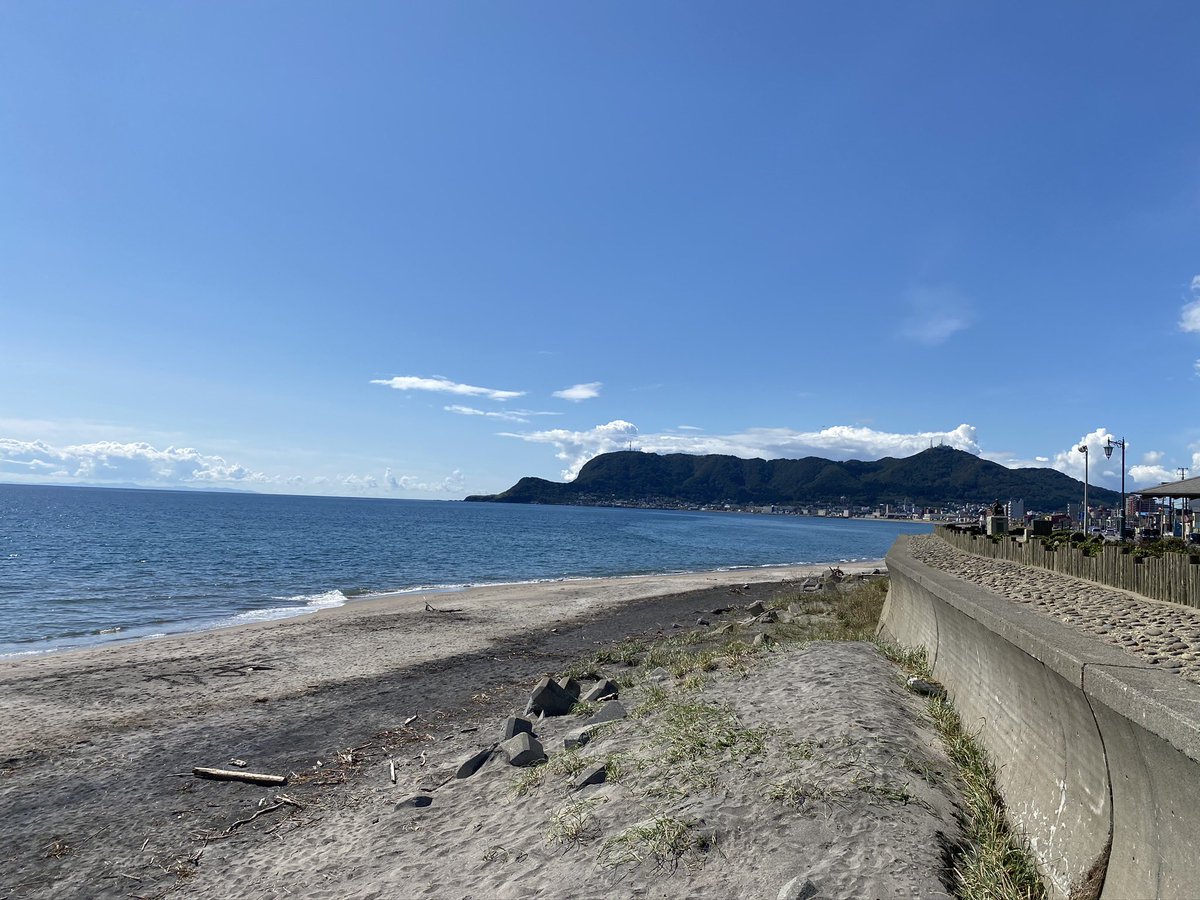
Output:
(879, 535), (1200, 900)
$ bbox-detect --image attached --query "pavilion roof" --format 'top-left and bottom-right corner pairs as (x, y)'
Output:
(1136, 475), (1200, 498)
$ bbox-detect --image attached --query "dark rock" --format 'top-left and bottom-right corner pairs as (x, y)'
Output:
(711, 606), (730, 615)
(572, 762), (608, 790)
(556, 676), (582, 698)
(396, 794), (433, 809)
(696, 618), (710, 626)
(455, 744), (497, 779)
(502, 716), (533, 741)
(500, 732), (546, 767)
(778, 876), (819, 900)
(529, 676), (576, 717)
(745, 600), (766, 614)
(905, 676), (946, 698)
(587, 700), (627, 725)
(581, 678), (619, 702)
(753, 632), (772, 649)
(564, 724), (603, 751)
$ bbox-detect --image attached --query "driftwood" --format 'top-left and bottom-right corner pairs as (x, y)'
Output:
(193, 766), (287, 786)
(218, 796), (304, 837)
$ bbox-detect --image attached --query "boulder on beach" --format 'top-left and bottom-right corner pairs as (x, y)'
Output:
(529, 676), (576, 716)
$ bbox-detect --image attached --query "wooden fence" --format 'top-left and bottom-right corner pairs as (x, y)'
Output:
(934, 526), (1200, 609)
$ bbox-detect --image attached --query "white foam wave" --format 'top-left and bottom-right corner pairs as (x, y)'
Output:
(231, 589), (349, 623)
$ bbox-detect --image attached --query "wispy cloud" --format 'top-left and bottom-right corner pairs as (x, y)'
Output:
(899, 285), (973, 345)
(501, 421), (981, 480)
(676, 425), (703, 431)
(444, 405), (561, 424)
(552, 382), (603, 402)
(371, 375), (524, 401)
(445, 405), (530, 424)
(1181, 276), (1200, 334)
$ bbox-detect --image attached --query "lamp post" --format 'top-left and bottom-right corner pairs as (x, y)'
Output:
(1104, 437), (1126, 540)
(1078, 444), (1089, 532)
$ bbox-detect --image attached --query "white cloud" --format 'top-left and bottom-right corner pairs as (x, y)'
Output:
(0, 438), (275, 486)
(445, 405), (530, 424)
(1142, 450), (1164, 465)
(676, 425), (703, 431)
(0, 436), (468, 498)
(552, 382), (603, 402)
(1048, 428), (1115, 483)
(899, 285), (973, 345)
(1180, 276), (1200, 334)
(384, 467), (466, 493)
(444, 405), (562, 424)
(1129, 464), (1174, 486)
(501, 421), (981, 481)
(371, 375), (524, 401)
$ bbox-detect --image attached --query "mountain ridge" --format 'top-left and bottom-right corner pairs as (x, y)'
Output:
(465, 446), (1120, 510)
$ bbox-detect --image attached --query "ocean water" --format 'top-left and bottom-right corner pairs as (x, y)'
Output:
(0, 483), (931, 656)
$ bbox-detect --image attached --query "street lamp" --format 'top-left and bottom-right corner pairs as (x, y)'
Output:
(1104, 437), (1127, 540)
(1078, 444), (1089, 532)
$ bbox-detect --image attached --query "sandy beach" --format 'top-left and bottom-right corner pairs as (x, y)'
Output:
(1, 562), (966, 899)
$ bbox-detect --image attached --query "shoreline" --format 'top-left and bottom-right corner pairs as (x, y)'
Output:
(0, 556), (889, 661)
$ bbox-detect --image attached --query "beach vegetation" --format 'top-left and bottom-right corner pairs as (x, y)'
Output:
(926, 696), (1044, 899)
(570, 700), (598, 718)
(598, 815), (712, 871)
(545, 797), (606, 847)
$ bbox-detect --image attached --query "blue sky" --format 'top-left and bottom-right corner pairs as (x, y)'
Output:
(2, 2), (1198, 498)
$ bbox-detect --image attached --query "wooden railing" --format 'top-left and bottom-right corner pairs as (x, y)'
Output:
(934, 526), (1200, 608)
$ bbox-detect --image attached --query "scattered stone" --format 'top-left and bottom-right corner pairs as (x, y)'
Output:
(644, 667), (672, 685)
(529, 676), (576, 717)
(396, 794), (433, 809)
(906, 676), (946, 698)
(500, 732), (545, 767)
(745, 600), (766, 615)
(455, 744), (497, 779)
(581, 678), (619, 702)
(587, 700), (627, 725)
(697, 617), (710, 626)
(778, 875), (820, 900)
(754, 610), (778, 624)
(564, 725), (602, 751)
(753, 632), (772, 649)
(556, 676), (581, 698)
(572, 762), (608, 790)
(711, 606), (730, 614)
(501, 716), (533, 741)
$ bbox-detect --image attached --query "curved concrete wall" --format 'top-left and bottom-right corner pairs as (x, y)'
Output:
(879, 535), (1200, 900)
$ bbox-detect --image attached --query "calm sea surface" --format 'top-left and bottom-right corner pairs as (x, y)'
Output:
(0, 483), (931, 656)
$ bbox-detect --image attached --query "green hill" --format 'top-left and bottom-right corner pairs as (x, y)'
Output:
(465, 446), (1118, 510)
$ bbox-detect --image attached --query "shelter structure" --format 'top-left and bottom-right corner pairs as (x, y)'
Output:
(1134, 475), (1200, 537)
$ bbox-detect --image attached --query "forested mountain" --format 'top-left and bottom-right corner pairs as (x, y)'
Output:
(465, 446), (1118, 510)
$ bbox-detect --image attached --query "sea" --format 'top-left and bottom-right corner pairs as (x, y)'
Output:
(0, 483), (931, 657)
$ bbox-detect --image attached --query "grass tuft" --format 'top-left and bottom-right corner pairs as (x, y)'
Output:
(545, 796), (606, 847)
(598, 816), (711, 870)
(926, 697), (1044, 899)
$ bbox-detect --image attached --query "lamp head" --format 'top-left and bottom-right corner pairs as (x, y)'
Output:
(1078, 444), (1088, 454)
(1104, 443), (1113, 459)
